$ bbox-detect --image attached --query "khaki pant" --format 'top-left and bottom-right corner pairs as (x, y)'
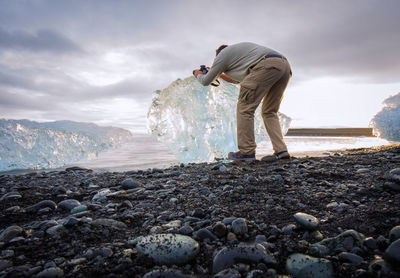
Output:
(237, 57), (291, 155)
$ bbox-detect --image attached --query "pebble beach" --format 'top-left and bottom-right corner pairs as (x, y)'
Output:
(1, 144), (400, 277)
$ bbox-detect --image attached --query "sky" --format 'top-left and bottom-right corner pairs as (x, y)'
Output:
(0, 0), (399, 133)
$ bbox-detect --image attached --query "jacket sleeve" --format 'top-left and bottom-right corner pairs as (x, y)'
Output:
(196, 56), (225, 86)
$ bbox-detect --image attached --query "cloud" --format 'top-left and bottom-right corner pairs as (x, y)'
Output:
(0, 65), (154, 105)
(277, 1), (400, 82)
(0, 26), (83, 53)
(0, 66), (35, 89)
(0, 0), (399, 131)
(0, 89), (63, 111)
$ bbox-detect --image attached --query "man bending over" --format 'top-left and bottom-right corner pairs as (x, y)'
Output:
(193, 42), (292, 162)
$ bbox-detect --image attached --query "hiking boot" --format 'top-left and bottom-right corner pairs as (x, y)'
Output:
(261, 151), (290, 162)
(228, 151), (256, 162)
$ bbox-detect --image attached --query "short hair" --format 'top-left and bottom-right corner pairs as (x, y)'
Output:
(216, 44), (228, 56)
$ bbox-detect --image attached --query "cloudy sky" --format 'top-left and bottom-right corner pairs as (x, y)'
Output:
(0, 0), (399, 133)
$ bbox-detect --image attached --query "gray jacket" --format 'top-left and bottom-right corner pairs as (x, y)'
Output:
(196, 42), (274, 85)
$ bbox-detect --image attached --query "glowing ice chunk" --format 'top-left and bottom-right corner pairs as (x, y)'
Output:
(0, 119), (132, 171)
(370, 92), (400, 142)
(147, 76), (291, 163)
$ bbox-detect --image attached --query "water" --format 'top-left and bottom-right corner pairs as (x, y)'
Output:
(65, 134), (391, 172)
(68, 134), (178, 172)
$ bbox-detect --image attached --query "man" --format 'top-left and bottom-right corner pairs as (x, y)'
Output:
(193, 42), (291, 162)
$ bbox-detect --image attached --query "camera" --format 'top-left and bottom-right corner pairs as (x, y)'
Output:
(193, 65), (220, 87)
(199, 65), (208, 74)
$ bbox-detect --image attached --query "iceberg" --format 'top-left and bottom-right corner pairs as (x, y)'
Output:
(0, 119), (132, 171)
(370, 92), (400, 142)
(147, 77), (291, 163)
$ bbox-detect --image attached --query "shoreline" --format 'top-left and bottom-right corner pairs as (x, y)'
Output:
(285, 127), (375, 137)
(0, 144), (399, 277)
(1, 138), (394, 176)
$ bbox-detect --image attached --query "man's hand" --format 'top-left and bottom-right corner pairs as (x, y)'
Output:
(192, 69), (204, 77)
(220, 73), (234, 83)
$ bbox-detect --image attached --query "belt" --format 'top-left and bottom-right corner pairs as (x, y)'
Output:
(264, 53), (286, 59)
(249, 52), (286, 70)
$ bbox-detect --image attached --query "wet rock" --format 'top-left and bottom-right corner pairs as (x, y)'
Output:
(177, 224), (193, 235)
(163, 220), (182, 229)
(5, 206), (22, 213)
(121, 178), (141, 189)
(386, 168), (400, 183)
(193, 228), (218, 241)
(1, 250), (14, 258)
(92, 188), (111, 202)
(232, 218), (248, 235)
(364, 237), (377, 249)
(246, 269), (264, 278)
(0, 192), (22, 201)
(267, 225), (281, 237)
(214, 268), (241, 278)
(122, 200), (133, 209)
(46, 224), (67, 239)
(9, 236), (25, 244)
(70, 204), (87, 214)
(52, 186), (67, 195)
(212, 222), (227, 238)
(286, 253), (333, 278)
(94, 247), (113, 258)
(311, 230), (324, 241)
(135, 234), (200, 265)
(63, 217), (80, 227)
(57, 199), (81, 211)
(25, 200), (57, 213)
(0, 225), (22, 242)
(384, 182), (400, 192)
(309, 244), (330, 257)
(311, 229), (365, 252)
(67, 257), (87, 266)
(83, 247), (113, 259)
(143, 269), (194, 278)
(282, 224), (296, 234)
(36, 266), (64, 278)
(368, 257), (393, 277)
(343, 236), (354, 251)
(338, 252), (364, 266)
(212, 244), (276, 273)
(149, 226), (163, 234)
(389, 226), (400, 242)
(191, 208), (205, 218)
(255, 234), (267, 243)
(26, 266), (42, 276)
(377, 235), (390, 250)
(384, 168), (400, 191)
(356, 168), (370, 174)
(226, 232), (237, 242)
(91, 218), (127, 229)
(294, 212), (319, 230)
(65, 166), (91, 172)
(0, 260), (12, 271)
(218, 165), (228, 172)
(38, 219), (58, 230)
(222, 217), (236, 225)
(384, 239), (400, 265)
(326, 202), (338, 209)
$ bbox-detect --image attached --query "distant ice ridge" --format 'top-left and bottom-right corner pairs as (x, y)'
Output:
(147, 77), (291, 163)
(0, 119), (132, 171)
(370, 92), (400, 142)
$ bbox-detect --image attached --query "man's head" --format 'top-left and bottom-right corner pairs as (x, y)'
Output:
(216, 44), (228, 56)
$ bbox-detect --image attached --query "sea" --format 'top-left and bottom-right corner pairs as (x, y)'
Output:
(66, 133), (392, 172)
